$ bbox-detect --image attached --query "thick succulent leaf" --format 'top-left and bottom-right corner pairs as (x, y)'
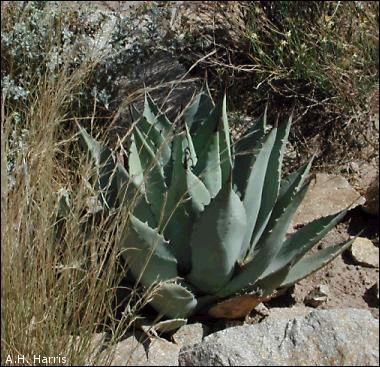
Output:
(253, 264), (292, 297)
(218, 95), (233, 185)
(133, 127), (167, 222)
(195, 132), (222, 198)
(128, 139), (145, 191)
(119, 215), (177, 285)
(239, 128), (277, 259)
(115, 162), (133, 201)
(185, 92), (214, 132)
(162, 134), (187, 224)
(138, 116), (171, 168)
(184, 123), (198, 167)
(192, 99), (223, 157)
(78, 126), (118, 208)
(279, 238), (355, 289)
(260, 209), (348, 279)
(162, 134), (193, 274)
(187, 183), (247, 294)
(233, 108), (267, 197)
(278, 163), (306, 200)
(116, 163), (156, 228)
(143, 94), (172, 137)
(251, 157), (314, 257)
(164, 207), (193, 275)
(272, 157), (314, 223)
(163, 126), (197, 186)
(186, 168), (211, 214)
(130, 103), (141, 122)
(218, 183), (309, 299)
(258, 104), (268, 131)
(150, 282), (198, 319)
(249, 116), (292, 252)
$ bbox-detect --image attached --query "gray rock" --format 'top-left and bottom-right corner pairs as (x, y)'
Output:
(265, 305), (314, 322)
(290, 174), (365, 231)
(147, 337), (180, 366)
(179, 309), (379, 366)
(114, 50), (200, 122)
(253, 303), (270, 317)
(350, 161), (379, 216)
(304, 284), (330, 307)
(67, 332), (107, 365)
(100, 336), (147, 366)
(172, 323), (207, 348)
(362, 173), (379, 215)
(351, 237), (379, 268)
(84, 332), (107, 364)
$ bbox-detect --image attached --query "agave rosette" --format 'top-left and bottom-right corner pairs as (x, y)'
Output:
(78, 93), (353, 320)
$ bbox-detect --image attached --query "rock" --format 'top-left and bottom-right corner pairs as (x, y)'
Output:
(350, 237), (379, 268)
(290, 173), (365, 231)
(140, 318), (187, 336)
(265, 305), (314, 322)
(100, 336), (147, 366)
(350, 161), (379, 216)
(172, 323), (206, 348)
(114, 49), (200, 122)
(253, 303), (270, 317)
(179, 309), (379, 366)
(85, 333), (107, 364)
(304, 284), (330, 307)
(66, 333), (107, 365)
(247, 305), (313, 325)
(362, 173), (379, 215)
(147, 337), (180, 366)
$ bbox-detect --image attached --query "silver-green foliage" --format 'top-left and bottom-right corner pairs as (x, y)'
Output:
(78, 93), (353, 319)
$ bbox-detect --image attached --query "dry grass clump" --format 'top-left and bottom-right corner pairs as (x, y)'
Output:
(1, 3), (154, 365)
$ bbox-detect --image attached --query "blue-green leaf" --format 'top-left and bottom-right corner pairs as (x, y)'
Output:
(188, 183), (247, 294)
(233, 107), (267, 197)
(195, 132), (222, 198)
(120, 215), (177, 285)
(260, 209), (348, 280)
(116, 163), (156, 228)
(249, 115), (292, 252)
(279, 238), (355, 289)
(185, 92), (214, 132)
(186, 168), (211, 214)
(143, 94), (172, 137)
(219, 95), (233, 186)
(133, 126), (167, 223)
(218, 183), (309, 299)
(192, 99), (223, 156)
(138, 116), (171, 168)
(162, 134), (193, 273)
(150, 282), (198, 319)
(239, 128), (277, 259)
(78, 125), (117, 209)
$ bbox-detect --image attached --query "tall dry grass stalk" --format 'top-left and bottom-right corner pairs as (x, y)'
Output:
(0, 42), (156, 367)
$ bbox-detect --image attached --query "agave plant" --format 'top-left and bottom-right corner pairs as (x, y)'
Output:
(78, 92), (354, 321)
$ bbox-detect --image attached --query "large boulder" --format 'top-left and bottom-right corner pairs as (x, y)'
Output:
(179, 308), (379, 366)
